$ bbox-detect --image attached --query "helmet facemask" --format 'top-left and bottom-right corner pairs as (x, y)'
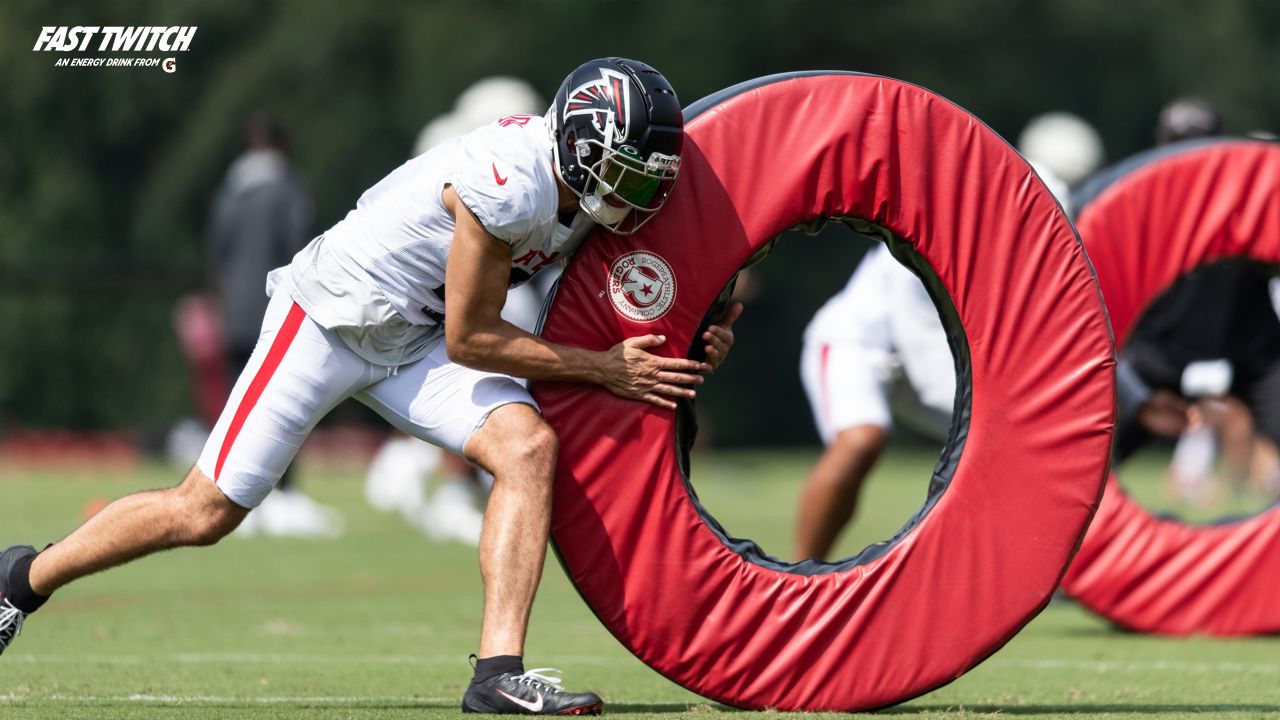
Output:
(576, 138), (679, 235)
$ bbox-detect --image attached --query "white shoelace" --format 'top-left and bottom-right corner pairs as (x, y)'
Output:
(513, 668), (565, 692)
(0, 599), (24, 641)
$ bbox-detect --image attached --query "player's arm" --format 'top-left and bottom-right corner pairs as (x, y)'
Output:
(442, 186), (710, 410)
(1118, 357), (1189, 437)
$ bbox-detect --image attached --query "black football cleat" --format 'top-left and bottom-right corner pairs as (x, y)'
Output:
(0, 545), (39, 656)
(462, 667), (603, 715)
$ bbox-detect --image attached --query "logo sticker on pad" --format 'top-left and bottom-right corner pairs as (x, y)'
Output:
(608, 251), (676, 322)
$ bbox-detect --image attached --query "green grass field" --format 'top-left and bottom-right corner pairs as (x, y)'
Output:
(1, 448), (1277, 719)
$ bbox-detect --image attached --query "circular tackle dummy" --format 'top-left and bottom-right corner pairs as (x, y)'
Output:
(534, 73), (1115, 711)
(1062, 139), (1280, 636)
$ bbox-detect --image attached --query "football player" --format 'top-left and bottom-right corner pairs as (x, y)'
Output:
(794, 246), (955, 561)
(1, 58), (739, 716)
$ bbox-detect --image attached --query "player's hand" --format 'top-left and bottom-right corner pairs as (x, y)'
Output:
(600, 335), (711, 410)
(702, 302), (743, 372)
(1137, 389), (1191, 438)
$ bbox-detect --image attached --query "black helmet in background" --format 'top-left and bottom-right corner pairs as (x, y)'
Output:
(1156, 97), (1223, 146)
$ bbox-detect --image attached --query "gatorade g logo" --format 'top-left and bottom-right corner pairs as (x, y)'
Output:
(608, 251), (676, 322)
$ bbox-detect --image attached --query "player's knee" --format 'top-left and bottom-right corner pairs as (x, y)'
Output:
(180, 509), (235, 543)
(171, 468), (247, 546)
(823, 425), (889, 482)
(509, 420), (558, 475)
(468, 404), (558, 474)
(830, 424), (889, 455)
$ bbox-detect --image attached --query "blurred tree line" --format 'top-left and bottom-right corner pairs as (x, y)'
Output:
(0, 0), (1276, 445)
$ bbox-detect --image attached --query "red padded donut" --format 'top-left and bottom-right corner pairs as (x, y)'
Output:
(533, 73), (1115, 711)
(1061, 139), (1280, 636)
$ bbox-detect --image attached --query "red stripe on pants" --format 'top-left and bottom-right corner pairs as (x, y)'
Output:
(214, 302), (307, 480)
(818, 343), (832, 430)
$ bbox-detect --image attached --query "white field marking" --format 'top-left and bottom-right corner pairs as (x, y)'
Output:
(1, 694), (452, 704)
(3, 693), (670, 705)
(4, 653), (433, 665)
(5, 652), (634, 666)
(172, 652), (433, 664)
(990, 658), (1280, 674)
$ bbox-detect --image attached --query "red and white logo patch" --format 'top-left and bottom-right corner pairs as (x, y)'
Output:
(608, 251), (676, 322)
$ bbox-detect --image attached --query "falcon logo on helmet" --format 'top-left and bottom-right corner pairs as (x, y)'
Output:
(550, 57), (684, 236)
(563, 68), (631, 146)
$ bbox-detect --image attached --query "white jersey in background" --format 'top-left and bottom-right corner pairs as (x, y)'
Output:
(275, 114), (588, 366)
(801, 245), (956, 441)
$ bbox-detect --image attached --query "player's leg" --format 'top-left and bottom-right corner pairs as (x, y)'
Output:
(0, 464), (246, 655)
(1210, 396), (1255, 491)
(23, 466), (246, 597)
(357, 343), (600, 714)
(794, 340), (892, 561)
(463, 403), (555, 659)
(20, 294), (322, 595)
(795, 425), (890, 560)
(226, 342), (343, 538)
(1165, 405), (1218, 503)
(2, 296), (373, 653)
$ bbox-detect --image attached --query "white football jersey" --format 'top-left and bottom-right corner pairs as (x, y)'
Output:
(281, 114), (589, 366)
(805, 245), (955, 412)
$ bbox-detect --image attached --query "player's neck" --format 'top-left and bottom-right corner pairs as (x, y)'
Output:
(554, 171), (580, 213)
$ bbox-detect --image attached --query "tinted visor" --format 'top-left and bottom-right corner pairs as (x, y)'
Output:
(601, 154), (663, 208)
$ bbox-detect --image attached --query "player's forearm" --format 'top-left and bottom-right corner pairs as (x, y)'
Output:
(446, 321), (605, 385)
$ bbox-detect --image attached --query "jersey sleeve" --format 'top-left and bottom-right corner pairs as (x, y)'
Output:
(450, 155), (541, 247)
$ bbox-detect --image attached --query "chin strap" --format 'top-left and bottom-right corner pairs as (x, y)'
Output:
(581, 191), (629, 226)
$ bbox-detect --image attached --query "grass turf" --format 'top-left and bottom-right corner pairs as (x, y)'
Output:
(1, 448), (1277, 719)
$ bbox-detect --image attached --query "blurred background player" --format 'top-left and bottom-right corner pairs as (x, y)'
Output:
(1017, 110), (1106, 214)
(1112, 97), (1280, 505)
(363, 77), (555, 545)
(1115, 259), (1280, 503)
(205, 111), (342, 538)
(792, 245), (955, 561)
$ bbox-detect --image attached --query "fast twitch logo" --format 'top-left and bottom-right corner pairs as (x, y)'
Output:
(33, 27), (197, 52)
(33, 26), (197, 71)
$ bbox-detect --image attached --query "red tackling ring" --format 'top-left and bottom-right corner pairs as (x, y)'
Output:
(1061, 139), (1280, 636)
(533, 73), (1115, 711)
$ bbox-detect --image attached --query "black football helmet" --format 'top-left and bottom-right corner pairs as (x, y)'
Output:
(549, 57), (683, 235)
